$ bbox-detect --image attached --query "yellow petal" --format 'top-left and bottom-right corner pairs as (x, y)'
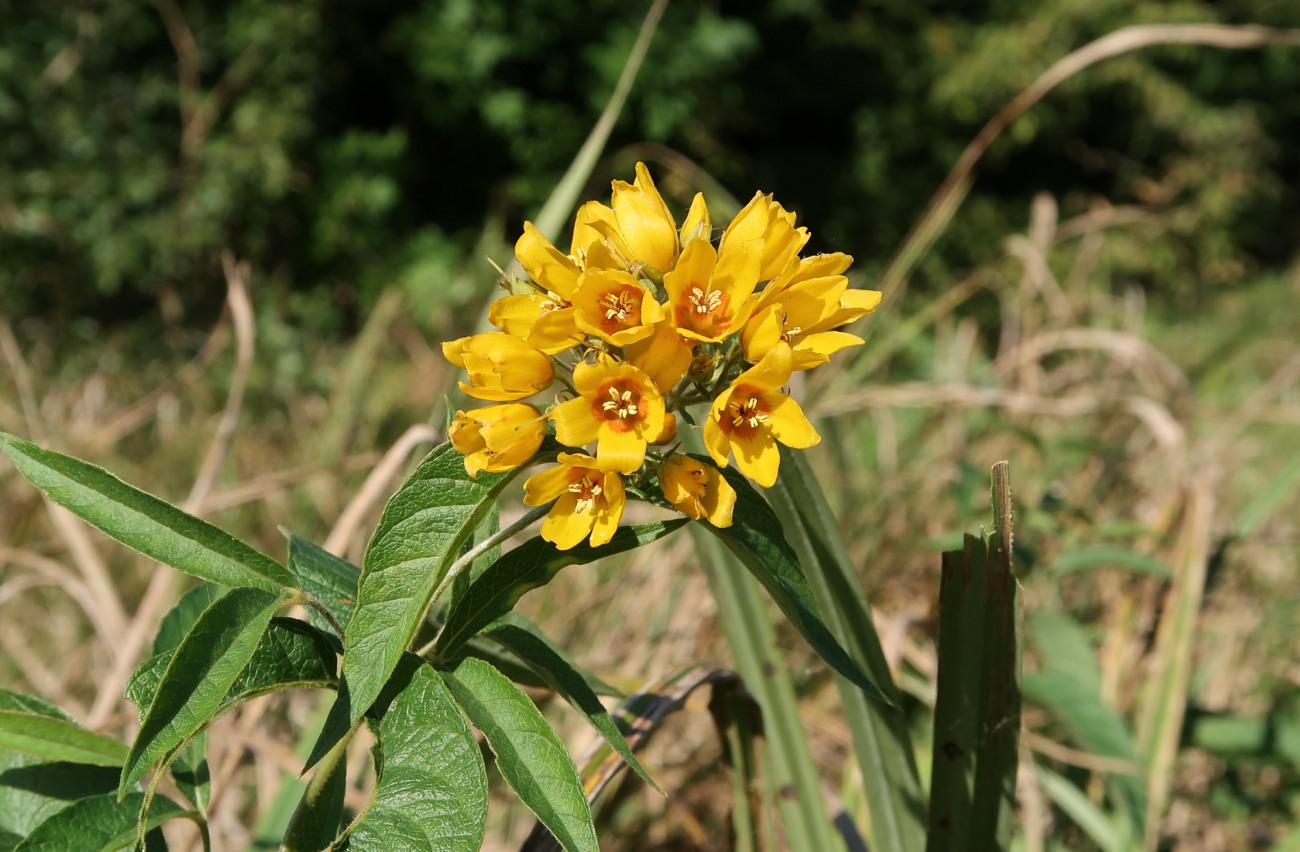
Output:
(589, 471), (626, 546)
(733, 342), (793, 393)
(611, 162), (679, 274)
(550, 397), (601, 448)
(680, 192), (711, 247)
(701, 465), (737, 527)
(516, 222), (580, 298)
(541, 495), (595, 551)
(740, 304), (785, 364)
(596, 425), (646, 474)
(703, 403), (732, 468)
(524, 465), (577, 505)
(792, 331), (863, 370)
(626, 323), (693, 394)
(730, 428), (780, 488)
(766, 394), (820, 449)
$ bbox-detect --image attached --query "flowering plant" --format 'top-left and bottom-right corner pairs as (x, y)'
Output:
(0, 165), (999, 852)
(445, 163), (880, 549)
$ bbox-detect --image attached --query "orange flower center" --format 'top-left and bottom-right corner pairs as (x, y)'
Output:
(600, 289), (637, 323)
(727, 394), (770, 431)
(600, 384), (640, 421)
(568, 476), (603, 514)
(688, 285), (724, 316)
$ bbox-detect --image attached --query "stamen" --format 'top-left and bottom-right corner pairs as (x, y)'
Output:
(568, 478), (603, 514)
(729, 396), (769, 430)
(688, 286), (723, 315)
(600, 386), (640, 419)
(601, 290), (637, 322)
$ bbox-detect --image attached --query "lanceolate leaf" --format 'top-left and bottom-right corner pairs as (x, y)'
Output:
(153, 584), (226, 655)
(456, 631), (622, 698)
(0, 432), (297, 593)
(346, 656), (487, 851)
(701, 461), (885, 702)
(0, 691), (119, 842)
(127, 618), (338, 720)
(435, 520), (686, 660)
(14, 792), (188, 851)
(334, 442), (533, 734)
(120, 588), (286, 796)
(0, 713), (128, 768)
(439, 657), (598, 852)
(482, 621), (659, 792)
(286, 533), (361, 641)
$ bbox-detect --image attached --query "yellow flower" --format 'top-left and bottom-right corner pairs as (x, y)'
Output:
(549, 356), (670, 473)
(523, 453), (626, 550)
(743, 277), (859, 371)
(743, 252), (879, 371)
(703, 342), (820, 488)
(449, 404), (546, 477)
(491, 222), (584, 353)
(659, 455), (736, 527)
(680, 192), (711, 248)
(663, 237), (762, 344)
(721, 192), (810, 283)
(573, 162), (679, 276)
(570, 269), (666, 346)
(442, 333), (554, 401)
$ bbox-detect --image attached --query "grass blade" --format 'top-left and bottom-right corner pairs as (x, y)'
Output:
(766, 448), (927, 852)
(925, 463), (1022, 852)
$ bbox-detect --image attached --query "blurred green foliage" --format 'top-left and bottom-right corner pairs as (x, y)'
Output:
(2, 0), (1297, 337)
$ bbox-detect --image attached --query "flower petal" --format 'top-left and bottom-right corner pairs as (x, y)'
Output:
(541, 495), (595, 551)
(596, 425), (647, 474)
(550, 397), (601, 448)
(523, 465), (576, 506)
(733, 341), (794, 393)
(731, 427), (780, 488)
(766, 394), (821, 449)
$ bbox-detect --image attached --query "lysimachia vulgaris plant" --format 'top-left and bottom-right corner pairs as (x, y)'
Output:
(0, 164), (912, 851)
(445, 162), (881, 548)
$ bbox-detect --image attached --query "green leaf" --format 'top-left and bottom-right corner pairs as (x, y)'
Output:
(154, 584), (227, 656)
(286, 533), (360, 641)
(481, 621), (659, 793)
(281, 733), (347, 852)
(0, 432), (297, 592)
(346, 656), (487, 851)
(1050, 546), (1171, 579)
(435, 520), (685, 660)
(14, 792), (188, 851)
(926, 532), (1022, 852)
(701, 460), (885, 702)
(439, 657), (597, 852)
(318, 442), (535, 761)
(0, 713), (128, 769)
(127, 618), (338, 720)
(456, 631), (621, 698)
(120, 587), (286, 796)
(1036, 766), (1123, 851)
(765, 448), (925, 852)
(0, 690), (126, 842)
(1023, 612), (1145, 838)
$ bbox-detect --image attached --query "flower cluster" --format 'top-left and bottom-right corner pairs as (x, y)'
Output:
(444, 163), (880, 549)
